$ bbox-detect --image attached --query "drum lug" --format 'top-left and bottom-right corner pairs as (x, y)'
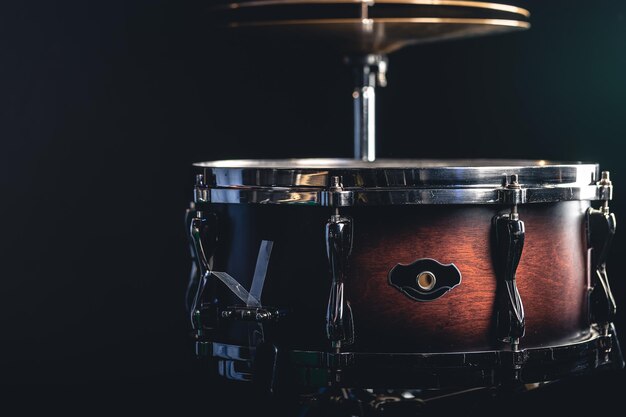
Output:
(587, 171), (617, 334)
(188, 209), (219, 352)
(493, 175), (526, 353)
(326, 210), (355, 350)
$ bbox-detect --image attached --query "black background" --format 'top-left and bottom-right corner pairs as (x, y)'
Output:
(2, 0), (626, 414)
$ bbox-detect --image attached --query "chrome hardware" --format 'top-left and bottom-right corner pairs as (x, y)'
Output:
(212, 341), (280, 390)
(499, 173), (527, 204)
(326, 213), (355, 350)
(213, 342), (254, 362)
(207, 186), (606, 206)
(322, 176), (355, 207)
(329, 175), (342, 191)
(597, 170), (613, 204)
(349, 55), (388, 161)
(417, 272), (436, 291)
(213, 342), (255, 382)
(220, 306), (287, 322)
(189, 212), (219, 336)
(587, 171), (617, 335)
(217, 361), (253, 382)
(214, 340), (264, 384)
(213, 340), (281, 391)
(196, 159), (598, 188)
(194, 173), (210, 203)
(193, 159), (604, 206)
(493, 181), (526, 355)
(388, 258), (461, 302)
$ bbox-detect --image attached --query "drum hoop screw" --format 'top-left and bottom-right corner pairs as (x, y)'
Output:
(598, 171), (612, 214)
(500, 174), (526, 205)
(330, 175), (344, 191)
(506, 174), (521, 189)
(194, 174), (210, 203)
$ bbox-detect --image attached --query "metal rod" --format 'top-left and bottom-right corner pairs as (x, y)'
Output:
(350, 55), (387, 162)
(353, 85), (376, 161)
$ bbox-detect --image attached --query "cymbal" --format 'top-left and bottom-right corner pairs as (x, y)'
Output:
(210, 1), (530, 54)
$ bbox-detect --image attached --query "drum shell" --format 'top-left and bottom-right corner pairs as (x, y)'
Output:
(205, 201), (591, 353)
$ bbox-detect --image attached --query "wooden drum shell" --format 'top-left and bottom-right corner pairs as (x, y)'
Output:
(207, 201), (591, 353)
(347, 201), (590, 352)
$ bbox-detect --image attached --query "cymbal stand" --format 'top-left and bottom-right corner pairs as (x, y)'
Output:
(348, 55), (388, 161)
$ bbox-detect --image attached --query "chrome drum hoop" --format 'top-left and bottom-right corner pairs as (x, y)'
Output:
(193, 159), (609, 206)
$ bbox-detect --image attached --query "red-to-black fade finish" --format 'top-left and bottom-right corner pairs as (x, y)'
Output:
(347, 201), (589, 352)
(206, 200), (591, 354)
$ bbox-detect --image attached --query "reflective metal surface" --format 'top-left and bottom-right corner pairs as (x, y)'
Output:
(220, 305), (287, 322)
(213, 342), (255, 361)
(493, 209), (526, 352)
(326, 214), (355, 349)
(210, 1), (530, 54)
(213, 342), (255, 382)
(193, 159), (605, 205)
(350, 55), (388, 161)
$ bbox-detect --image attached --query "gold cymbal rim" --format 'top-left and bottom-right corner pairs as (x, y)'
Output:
(228, 17), (531, 29)
(217, 0), (530, 19)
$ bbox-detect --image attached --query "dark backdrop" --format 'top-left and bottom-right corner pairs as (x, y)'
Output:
(2, 0), (625, 414)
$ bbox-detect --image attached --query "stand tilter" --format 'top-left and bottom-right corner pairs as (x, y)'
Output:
(186, 2), (624, 416)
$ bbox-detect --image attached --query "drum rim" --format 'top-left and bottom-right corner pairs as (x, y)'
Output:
(208, 324), (623, 388)
(194, 158), (595, 169)
(192, 159), (606, 205)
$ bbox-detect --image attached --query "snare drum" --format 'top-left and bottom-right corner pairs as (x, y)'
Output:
(186, 159), (622, 390)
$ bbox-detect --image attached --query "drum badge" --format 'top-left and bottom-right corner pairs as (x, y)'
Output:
(388, 258), (462, 302)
